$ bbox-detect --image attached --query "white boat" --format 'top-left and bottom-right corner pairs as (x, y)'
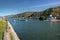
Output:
(14, 19), (16, 22)
(26, 19), (28, 21)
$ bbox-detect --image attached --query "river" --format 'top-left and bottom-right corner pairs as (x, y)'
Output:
(8, 18), (60, 40)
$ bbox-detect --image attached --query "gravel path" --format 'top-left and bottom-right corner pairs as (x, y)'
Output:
(3, 27), (10, 40)
(3, 21), (20, 40)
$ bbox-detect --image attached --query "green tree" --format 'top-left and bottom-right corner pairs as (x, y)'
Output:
(39, 16), (46, 20)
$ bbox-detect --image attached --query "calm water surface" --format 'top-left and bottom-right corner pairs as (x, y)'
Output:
(8, 18), (60, 40)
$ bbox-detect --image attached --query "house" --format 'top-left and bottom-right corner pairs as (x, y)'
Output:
(47, 14), (57, 20)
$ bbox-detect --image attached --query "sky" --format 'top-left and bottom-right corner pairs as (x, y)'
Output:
(0, 0), (60, 16)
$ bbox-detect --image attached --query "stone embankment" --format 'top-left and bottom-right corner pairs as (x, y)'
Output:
(3, 21), (20, 40)
(8, 21), (20, 40)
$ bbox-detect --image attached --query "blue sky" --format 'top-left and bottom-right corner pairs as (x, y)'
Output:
(0, 0), (60, 16)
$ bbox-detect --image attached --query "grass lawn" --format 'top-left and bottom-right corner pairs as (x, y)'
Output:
(10, 33), (13, 40)
(0, 20), (6, 40)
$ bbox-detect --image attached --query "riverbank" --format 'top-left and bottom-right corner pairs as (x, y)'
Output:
(7, 21), (20, 40)
(45, 20), (60, 21)
(0, 20), (6, 40)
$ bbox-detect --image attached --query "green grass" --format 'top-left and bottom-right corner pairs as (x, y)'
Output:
(0, 20), (6, 40)
(10, 33), (13, 40)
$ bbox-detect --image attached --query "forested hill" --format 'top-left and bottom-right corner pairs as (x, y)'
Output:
(6, 6), (60, 19)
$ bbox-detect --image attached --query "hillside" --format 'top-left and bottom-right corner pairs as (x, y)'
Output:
(6, 6), (60, 19)
(42, 6), (60, 17)
(9, 12), (42, 19)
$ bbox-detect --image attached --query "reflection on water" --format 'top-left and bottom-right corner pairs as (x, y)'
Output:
(50, 21), (57, 27)
(8, 18), (60, 40)
(50, 21), (60, 40)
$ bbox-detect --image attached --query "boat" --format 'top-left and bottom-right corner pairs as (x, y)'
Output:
(26, 19), (28, 21)
(14, 19), (16, 22)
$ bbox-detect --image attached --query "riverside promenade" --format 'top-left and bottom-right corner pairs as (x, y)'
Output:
(3, 30), (10, 40)
(3, 21), (20, 40)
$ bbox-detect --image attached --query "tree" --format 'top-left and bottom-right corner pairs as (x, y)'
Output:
(39, 16), (46, 20)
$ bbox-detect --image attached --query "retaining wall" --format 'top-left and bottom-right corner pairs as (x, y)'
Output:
(8, 21), (20, 40)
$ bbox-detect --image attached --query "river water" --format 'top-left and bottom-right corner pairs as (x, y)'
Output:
(8, 18), (60, 40)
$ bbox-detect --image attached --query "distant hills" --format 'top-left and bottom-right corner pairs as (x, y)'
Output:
(6, 6), (60, 20)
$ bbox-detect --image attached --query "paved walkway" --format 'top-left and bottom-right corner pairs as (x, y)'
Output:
(6, 31), (10, 40)
(3, 27), (10, 40)
(3, 21), (20, 40)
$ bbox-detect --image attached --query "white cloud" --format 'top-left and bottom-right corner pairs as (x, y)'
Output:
(30, 1), (60, 8)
